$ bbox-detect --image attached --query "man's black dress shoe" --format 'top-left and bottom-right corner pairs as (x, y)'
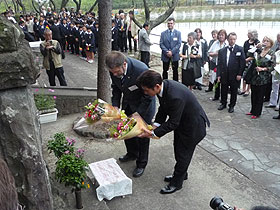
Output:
(218, 104), (226, 110)
(205, 89), (212, 92)
(119, 154), (137, 162)
(164, 173), (188, 182)
(273, 115), (280, 119)
(197, 86), (202, 90)
(228, 107), (234, 113)
(265, 105), (276, 108)
(133, 167), (145, 177)
(211, 98), (219, 101)
(160, 185), (182, 194)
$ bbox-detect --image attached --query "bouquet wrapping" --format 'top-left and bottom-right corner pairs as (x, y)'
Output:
(110, 113), (157, 140)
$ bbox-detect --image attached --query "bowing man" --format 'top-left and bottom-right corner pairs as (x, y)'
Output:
(217, 32), (246, 113)
(137, 70), (210, 194)
(105, 51), (156, 178)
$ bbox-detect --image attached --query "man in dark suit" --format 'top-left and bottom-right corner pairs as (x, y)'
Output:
(137, 70), (210, 194)
(159, 17), (181, 81)
(105, 51), (156, 177)
(217, 32), (246, 113)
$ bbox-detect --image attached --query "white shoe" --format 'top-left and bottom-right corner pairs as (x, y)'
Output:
(88, 60), (93, 64)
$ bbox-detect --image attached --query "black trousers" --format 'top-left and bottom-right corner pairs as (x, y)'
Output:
(221, 79), (238, 107)
(250, 84), (268, 116)
(127, 31), (137, 52)
(47, 61), (67, 86)
(170, 131), (196, 188)
(124, 137), (150, 168)
(140, 51), (150, 68)
(74, 40), (80, 55)
(162, 60), (178, 81)
(118, 33), (127, 52)
(61, 37), (66, 51)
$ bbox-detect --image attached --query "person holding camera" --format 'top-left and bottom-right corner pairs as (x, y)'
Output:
(40, 29), (67, 86)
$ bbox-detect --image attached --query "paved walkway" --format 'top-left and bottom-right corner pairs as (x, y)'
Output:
(39, 52), (280, 209)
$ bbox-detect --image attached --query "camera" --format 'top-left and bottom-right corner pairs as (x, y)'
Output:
(210, 196), (234, 210)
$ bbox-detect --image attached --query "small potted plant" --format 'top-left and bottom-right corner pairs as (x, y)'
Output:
(34, 88), (58, 124)
(55, 149), (88, 209)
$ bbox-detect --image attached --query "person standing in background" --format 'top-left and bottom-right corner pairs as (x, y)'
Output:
(127, 11), (138, 53)
(138, 23), (153, 67)
(159, 17), (181, 81)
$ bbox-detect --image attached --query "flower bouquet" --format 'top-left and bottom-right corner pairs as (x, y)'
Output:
(110, 113), (157, 140)
(84, 99), (122, 124)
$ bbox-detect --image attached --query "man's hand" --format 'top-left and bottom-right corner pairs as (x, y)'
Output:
(236, 75), (242, 81)
(138, 127), (153, 138)
(217, 76), (221, 83)
(167, 51), (172, 58)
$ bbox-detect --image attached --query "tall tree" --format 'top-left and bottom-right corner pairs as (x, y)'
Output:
(72, 0), (81, 12)
(97, 0), (112, 102)
(133, 0), (179, 33)
(15, 0), (26, 14)
(60, 0), (70, 10)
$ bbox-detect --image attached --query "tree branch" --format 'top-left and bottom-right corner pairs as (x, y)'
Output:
(31, 0), (40, 14)
(150, 0), (178, 31)
(88, 0), (97, 13)
(72, 0), (81, 12)
(49, 0), (56, 12)
(60, 0), (70, 10)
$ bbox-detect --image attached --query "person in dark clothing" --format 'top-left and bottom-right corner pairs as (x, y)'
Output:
(112, 20), (119, 51)
(60, 19), (69, 51)
(137, 70), (210, 194)
(68, 22), (76, 54)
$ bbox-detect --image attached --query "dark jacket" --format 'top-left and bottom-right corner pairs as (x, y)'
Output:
(110, 57), (156, 123)
(50, 24), (61, 41)
(154, 80), (210, 146)
(217, 45), (246, 84)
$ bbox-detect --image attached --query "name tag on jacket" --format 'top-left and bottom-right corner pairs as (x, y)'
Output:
(128, 85), (138, 91)
(173, 37), (178, 41)
(265, 54), (272, 60)
(236, 52), (241, 56)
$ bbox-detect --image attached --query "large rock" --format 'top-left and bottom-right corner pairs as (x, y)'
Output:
(0, 87), (53, 210)
(0, 40), (39, 90)
(0, 16), (24, 53)
(0, 16), (39, 90)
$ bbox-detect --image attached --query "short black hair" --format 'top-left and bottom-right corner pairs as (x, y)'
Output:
(136, 70), (163, 89)
(143, 23), (149, 28)
(167, 17), (175, 22)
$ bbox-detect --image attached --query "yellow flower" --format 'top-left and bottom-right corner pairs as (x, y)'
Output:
(87, 184), (90, 188)
(82, 182), (84, 185)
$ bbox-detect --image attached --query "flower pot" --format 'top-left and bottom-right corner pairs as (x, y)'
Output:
(75, 188), (83, 209)
(39, 108), (58, 124)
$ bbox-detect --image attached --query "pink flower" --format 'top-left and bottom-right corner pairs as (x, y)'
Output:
(53, 96), (57, 100)
(35, 89), (39, 92)
(124, 125), (129, 130)
(48, 89), (55, 93)
(113, 132), (119, 138)
(64, 150), (70, 154)
(88, 102), (92, 106)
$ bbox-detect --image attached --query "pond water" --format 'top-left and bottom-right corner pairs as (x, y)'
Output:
(149, 21), (280, 54)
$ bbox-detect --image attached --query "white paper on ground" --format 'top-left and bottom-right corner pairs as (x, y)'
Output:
(89, 158), (132, 201)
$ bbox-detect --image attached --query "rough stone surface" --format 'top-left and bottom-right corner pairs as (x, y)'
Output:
(0, 16), (24, 53)
(0, 83), (53, 209)
(0, 40), (39, 90)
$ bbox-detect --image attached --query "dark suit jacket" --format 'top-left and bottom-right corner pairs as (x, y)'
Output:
(217, 45), (246, 84)
(110, 57), (156, 123)
(154, 80), (210, 146)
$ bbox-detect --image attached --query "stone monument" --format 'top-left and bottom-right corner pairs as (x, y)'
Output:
(0, 17), (53, 210)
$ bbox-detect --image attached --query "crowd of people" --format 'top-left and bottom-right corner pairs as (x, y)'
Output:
(159, 17), (280, 120)
(2, 8), (280, 120)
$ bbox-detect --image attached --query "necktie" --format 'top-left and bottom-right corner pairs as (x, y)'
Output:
(121, 75), (125, 85)
(169, 30), (172, 42)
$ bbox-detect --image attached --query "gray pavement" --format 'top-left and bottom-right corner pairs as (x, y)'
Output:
(39, 52), (280, 210)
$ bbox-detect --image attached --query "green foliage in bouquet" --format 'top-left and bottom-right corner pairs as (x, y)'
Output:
(34, 88), (56, 111)
(55, 149), (88, 190)
(47, 133), (75, 158)
(110, 117), (137, 139)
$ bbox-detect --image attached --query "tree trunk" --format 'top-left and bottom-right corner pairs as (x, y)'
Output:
(88, 0), (97, 13)
(16, 0), (26, 14)
(60, 0), (70, 11)
(133, 0), (179, 32)
(97, 0), (112, 102)
(49, 0), (56, 12)
(72, 0), (81, 12)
